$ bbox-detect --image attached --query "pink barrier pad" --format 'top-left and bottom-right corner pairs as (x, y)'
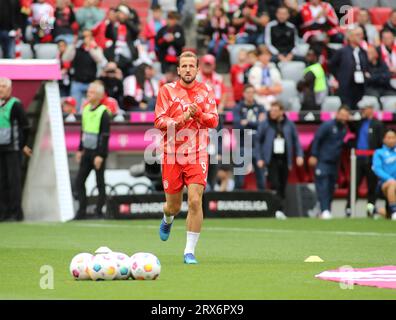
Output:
(0, 60), (61, 80)
(320, 112), (335, 121)
(316, 266), (396, 290)
(130, 112), (156, 123)
(287, 111), (299, 122)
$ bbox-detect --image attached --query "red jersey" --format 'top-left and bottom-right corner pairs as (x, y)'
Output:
(197, 71), (225, 106)
(154, 80), (219, 156)
(230, 63), (250, 102)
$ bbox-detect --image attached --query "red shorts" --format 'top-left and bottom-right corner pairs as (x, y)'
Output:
(161, 153), (209, 194)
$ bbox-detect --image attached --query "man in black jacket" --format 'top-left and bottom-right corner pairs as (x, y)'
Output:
(330, 27), (369, 109)
(345, 101), (385, 218)
(155, 11), (185, 73)
(0, 0), (21, 58)
(74, 81), (110, 220)
(0, 77), (32, 221)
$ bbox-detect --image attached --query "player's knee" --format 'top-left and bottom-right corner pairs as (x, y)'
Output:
(166, 203), (181, 215)
(188, 196), (202, 212)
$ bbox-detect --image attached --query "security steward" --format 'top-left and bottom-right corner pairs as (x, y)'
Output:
(0, 77), (32, 221)
(75, 81), (110, 219)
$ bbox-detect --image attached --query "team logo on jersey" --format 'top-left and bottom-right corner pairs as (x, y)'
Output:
(195, 95), (204, 104)
(163, 180), (169, 189)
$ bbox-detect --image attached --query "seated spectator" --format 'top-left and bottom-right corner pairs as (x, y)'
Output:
(62, 96), (77, 122)
(230, 49), (250, 103)
(75, 0), (105, 33)
(52, 0), (76, 44)
(123, 63), (159, 112)
(365, 45), (396, 99)
(243, 49), (258, 84)
(155, 11), (185, 73)
(197, 54), (227, 113)
(297, 48), (327, 111)
(248, 45), (282, 111)
(372, 128), (396, 221)
(214, 166), (235, 192)
(232, 0), (268, 45)
(355, 8), (380, 47)
(63, 29), (107, 111)
(143, 5), (166, 59)
(159, 64), (179, 87)
(265, 6), (302, 64)
(91, 7), (117, 49)
(383, 9), (396, 37)
(99, 62), (124, 106)
(57, 39), (71, 97)
(233, 84), (266, 190)
(309, 33), (336, 76)
(30, 0), (55, 44)
(105, 5), (139, 76)
(207, 4), (230, 62)
(300, 0), (342, 43)
(379, 29), (396, 90)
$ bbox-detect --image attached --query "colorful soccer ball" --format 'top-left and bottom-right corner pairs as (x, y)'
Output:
(111, 252), (131, 280)
(69, 253), (93, 280)
(130, 252), (161, 280)
(88, 253), (118, 281)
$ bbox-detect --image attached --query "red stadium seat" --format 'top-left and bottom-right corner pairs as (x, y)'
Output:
(369, 7), (392, 26)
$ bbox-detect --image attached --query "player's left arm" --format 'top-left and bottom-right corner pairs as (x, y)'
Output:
(191, 87), (219, 129)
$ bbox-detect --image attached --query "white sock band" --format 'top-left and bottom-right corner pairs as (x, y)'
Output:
(184, 231), (200, 255)
(163, 213), (174, 224)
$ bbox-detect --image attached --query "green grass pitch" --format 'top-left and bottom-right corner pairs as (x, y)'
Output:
(0, 218), (395, 300)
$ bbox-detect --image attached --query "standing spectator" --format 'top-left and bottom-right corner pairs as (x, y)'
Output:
(143, 5), (166, 58)
(123, 63), (159, 111)
(258, 0), (282, 21)
(255, 101), (304, 219)
(300, 0), (341, 43)
(52, 0), (76, 44)
(232, 0), (268, 45)
(233, 84), (266, 190)
(105, 5), (139, 76)
(248, 45), (283, 111)
(207, 4), (230, 62)
(0, 0), (21, 58)
(383, 9), (396, 37)
(308, 105), (350, 220)
(230, 49), (250, 103)
(99, 61), (123, 107)
(346, 101), (385, 218)
(365, 45), (395, 98)
(297, 48), (327, 111)
(197, 54), (227, 112)
(30, 0), (55, 44)
(74, 81), (110, 220)
(91, 7), (117, 49)
(265, 6), (302, 64)
(372, 128), (396, 221)
(62, 96), (77, 122)
(283, 0), (302, 30)
(379, 29), (396, 90)
(75, 0), (105, 32)
(57, 39), (71, 97)
(155, 11), (185, 73)
(0, 77), (32, 222)
(355, 8), (380, 47)
(63, 29), (107, 111)
(330, 27), (369, 110)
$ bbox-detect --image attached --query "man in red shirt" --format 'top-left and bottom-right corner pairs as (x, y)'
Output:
(154, 51), (219, 264)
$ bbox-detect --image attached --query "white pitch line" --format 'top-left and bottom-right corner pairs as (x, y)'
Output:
(68, 223), (396, 238)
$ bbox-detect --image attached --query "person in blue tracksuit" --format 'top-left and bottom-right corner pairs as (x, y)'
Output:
(372, 128), (396, 221)
(308, 105), (350, 219)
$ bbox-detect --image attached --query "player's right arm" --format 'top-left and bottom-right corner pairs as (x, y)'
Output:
(154, 85), (190, 130)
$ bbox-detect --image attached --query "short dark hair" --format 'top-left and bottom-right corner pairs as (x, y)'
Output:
(256, 45), (271, 57)
(271, 101), (284, 110)
(337, 105), (350, 113)
(243, 84), (255, 91)
(151, 4), (161, 11)
(167, 11), (180, 20)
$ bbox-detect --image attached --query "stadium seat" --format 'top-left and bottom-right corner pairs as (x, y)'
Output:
(369, 7), (392, 26)
(34, 43), (59, 59)
(380, 96), (396, 111)
(289, 96), (302, 112)
(294, 43), (310, 57)
(321, 96), (342, 111)
(357, 96), (381, 110)
(278, 61), (306, 82)
(228, 44), (256, 66)
(20, 43), (33, 59)
(351, 0), (379, 8)
(379, 0), (396, 9)
(277, 80), (298, 109)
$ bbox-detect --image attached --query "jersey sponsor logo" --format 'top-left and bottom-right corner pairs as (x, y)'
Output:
(194, 95), (204, 104)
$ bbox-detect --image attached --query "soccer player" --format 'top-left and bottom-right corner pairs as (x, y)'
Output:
(154, 51), (219, 264)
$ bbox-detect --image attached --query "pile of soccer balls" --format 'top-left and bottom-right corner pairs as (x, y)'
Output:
(69, 247), (161, 281)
